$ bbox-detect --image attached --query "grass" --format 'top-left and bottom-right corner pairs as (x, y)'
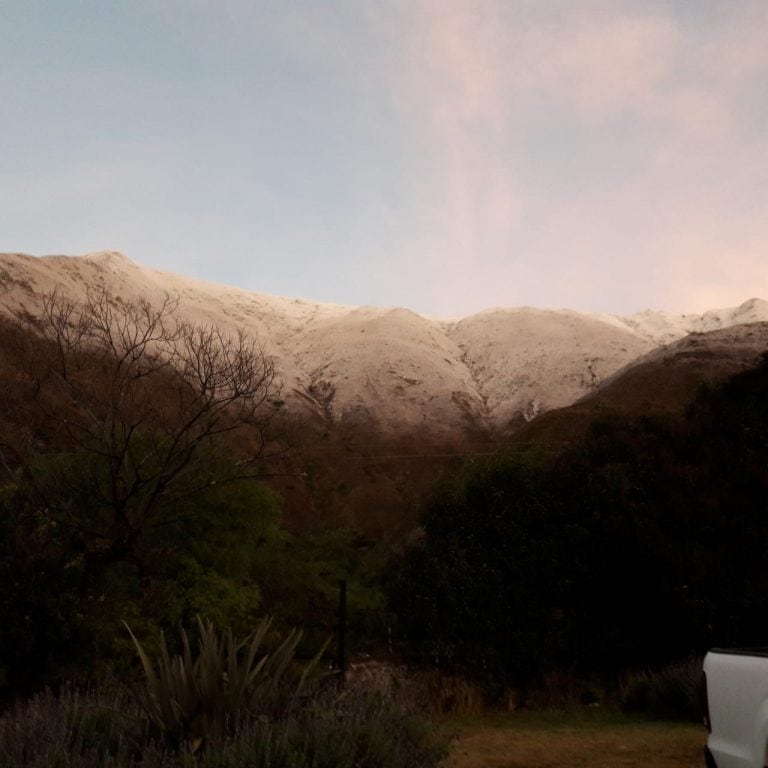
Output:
(439, 708), (706, 768)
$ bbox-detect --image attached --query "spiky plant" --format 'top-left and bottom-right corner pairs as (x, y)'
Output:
(125, 617), (327, 749)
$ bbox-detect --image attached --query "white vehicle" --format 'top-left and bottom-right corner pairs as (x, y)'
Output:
(703, 648), (768, 768)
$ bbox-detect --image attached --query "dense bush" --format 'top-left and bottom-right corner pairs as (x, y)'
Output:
(620, 658), (703, 721)
(0, 476), (282, 697)
(387, 458), (579, 692)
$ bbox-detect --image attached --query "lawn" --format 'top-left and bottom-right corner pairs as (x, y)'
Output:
(439, 709), (706, 768)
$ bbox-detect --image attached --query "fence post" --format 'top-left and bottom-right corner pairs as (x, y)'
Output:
(337, 578), (347, 679)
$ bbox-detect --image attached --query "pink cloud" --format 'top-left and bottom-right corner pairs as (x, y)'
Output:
(243, 0), (768, 315)
(515, 10), (678, 119)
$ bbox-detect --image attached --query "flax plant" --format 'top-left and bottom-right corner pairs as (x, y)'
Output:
(125, 617), (327, 749)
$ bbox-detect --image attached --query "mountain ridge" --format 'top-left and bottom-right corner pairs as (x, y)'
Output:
(2, 250), (767, 436)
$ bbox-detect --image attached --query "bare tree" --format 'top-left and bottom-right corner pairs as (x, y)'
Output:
(0, 288), (278, 569)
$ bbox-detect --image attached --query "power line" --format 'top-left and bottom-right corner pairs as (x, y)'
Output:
(290, 443), (573, 461)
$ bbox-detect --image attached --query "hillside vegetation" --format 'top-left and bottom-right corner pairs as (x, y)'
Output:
(390, 352), (768, 699)
(0, 279), (767, 746)
(0, 293), (391, 695)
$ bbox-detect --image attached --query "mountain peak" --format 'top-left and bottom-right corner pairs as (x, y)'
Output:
(82, 251), (133, 264)
(737, 297), (768, 313)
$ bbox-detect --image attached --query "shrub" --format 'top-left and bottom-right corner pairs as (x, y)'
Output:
(188, 688), (446, 768)
(125, 617), (327, 748)
(620, 657), (703, 721)
(0, 682), (161, 768)
(0, 682), (446, 768)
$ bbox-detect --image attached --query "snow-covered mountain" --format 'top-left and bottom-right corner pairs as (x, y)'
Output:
(2, 251), (767, 437)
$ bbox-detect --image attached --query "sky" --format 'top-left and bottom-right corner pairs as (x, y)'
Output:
(1, 0), (767, 318)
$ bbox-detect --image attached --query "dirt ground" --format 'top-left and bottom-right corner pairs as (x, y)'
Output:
(439, 710), (706, 768)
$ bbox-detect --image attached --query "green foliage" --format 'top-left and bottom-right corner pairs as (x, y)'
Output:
(125, 617), (328, 747)
(0, 452), (390, 699)
(252, 525), (391, 656)
(0, 474), (282, 696)
(0, 296), (293, 696)
(620, 658), (703, 721)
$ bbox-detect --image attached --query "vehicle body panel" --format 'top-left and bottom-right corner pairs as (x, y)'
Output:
(705, 650), (768, 768)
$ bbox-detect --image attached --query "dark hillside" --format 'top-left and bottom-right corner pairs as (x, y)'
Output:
(508, 322), (768, 454)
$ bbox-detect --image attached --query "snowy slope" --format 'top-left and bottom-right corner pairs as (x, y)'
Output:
(2, 251), (767, 436)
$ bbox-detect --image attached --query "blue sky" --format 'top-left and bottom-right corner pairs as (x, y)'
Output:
(2, 1), (767, 316)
